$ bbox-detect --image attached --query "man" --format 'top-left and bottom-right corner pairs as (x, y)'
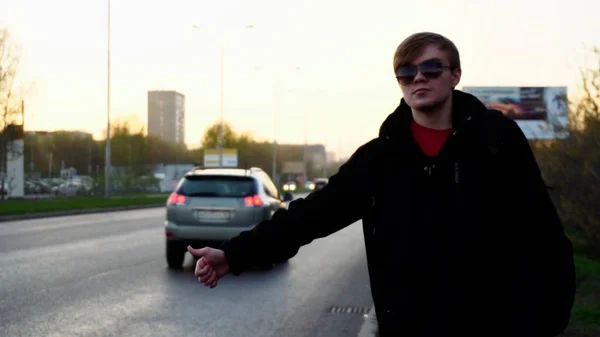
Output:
(188, 32), (576, 337)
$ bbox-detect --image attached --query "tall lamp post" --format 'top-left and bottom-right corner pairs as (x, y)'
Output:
(105, 0), (112, 197)
(272, 76), (279, 182)
(192, 24), (254, 167)
(253, 65), (300, 183)
(303, 109), (307, 183)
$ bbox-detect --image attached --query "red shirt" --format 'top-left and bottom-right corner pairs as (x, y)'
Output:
(410, 120), (453, 157)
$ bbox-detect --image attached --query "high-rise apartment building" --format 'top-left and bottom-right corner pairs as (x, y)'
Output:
(147, 91), (185, 145)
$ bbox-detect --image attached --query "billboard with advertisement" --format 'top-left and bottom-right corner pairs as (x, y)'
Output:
(462, 86), (568, 139)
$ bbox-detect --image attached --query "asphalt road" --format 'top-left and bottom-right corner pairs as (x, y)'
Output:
(0, 194), (375, 337)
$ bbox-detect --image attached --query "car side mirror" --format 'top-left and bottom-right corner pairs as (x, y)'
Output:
(282, 192), (294, 202)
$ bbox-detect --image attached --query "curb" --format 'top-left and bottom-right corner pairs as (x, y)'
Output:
(0, 203), (165, 222)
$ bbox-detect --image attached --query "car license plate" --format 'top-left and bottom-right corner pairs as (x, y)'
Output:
(195, 210), (230, 220)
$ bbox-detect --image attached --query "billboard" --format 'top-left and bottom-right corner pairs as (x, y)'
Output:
(462, 86), (568, 139)
(203, 148), (238, 168)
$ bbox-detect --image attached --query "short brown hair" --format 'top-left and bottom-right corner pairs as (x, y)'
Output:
(393, 32), (461, 72)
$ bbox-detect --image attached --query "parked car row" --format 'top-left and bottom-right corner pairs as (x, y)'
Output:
(24, 177), (94, 196)
(8, 175), (160, 197)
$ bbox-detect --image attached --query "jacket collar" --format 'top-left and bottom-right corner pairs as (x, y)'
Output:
(378, 90), (489, 139)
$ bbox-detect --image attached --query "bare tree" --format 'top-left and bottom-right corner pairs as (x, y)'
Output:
(534, 47), (600, 250)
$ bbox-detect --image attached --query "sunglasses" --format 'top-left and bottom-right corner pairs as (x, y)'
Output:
(395, 58), (450, 85)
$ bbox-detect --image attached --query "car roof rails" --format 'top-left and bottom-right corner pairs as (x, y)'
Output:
(185, 166), (203, 174)
(248, 167), (263, 172)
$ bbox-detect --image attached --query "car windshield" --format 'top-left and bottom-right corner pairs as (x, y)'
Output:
(178, 176), (256, 198)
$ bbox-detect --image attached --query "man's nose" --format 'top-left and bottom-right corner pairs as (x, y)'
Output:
(413, 69), (427, 83)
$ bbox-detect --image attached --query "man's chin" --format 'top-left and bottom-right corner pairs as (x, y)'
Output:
(412, 100), (439, 113)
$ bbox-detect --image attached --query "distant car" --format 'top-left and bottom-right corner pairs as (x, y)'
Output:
(314, 178), (328, 190)
(164, 167), (294, 268)
(305, 180), (315, 190)
(283, 181), (296, 192)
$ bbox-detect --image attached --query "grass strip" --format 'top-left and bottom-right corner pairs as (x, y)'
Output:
(0, 195), (168, 216)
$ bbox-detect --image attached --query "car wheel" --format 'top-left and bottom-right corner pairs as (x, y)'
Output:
(166, 240), (185, 269)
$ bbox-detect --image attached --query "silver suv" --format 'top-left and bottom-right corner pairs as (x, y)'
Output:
(164, 167), (290, 268)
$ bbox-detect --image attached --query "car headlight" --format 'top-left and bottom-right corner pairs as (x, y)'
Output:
(283, 185), (289, 191)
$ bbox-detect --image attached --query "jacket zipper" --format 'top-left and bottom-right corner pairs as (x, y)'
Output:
(374, 118), (468, 236)
(425, 162), (459, 183)
(426, 126), (465, 180)
(372, 196), (377, 236)
(425, 164), (435, 176)
(454, 162), (459, 184)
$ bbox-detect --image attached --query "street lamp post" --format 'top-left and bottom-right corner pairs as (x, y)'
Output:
(192, 24), (254, 167)
(272, 78), (279, 183)
(303, 109), (307, 182)
(105, 0), (111, 197)
(253, 65), (300, 184)
(218, 44), (224, 166)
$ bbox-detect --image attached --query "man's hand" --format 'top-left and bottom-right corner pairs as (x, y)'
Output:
(187, 246), (230, 288)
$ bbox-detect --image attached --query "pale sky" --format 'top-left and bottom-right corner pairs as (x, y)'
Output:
(1, 0), (598, 159)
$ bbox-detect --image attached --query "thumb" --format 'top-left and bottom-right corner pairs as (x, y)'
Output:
(187, 246), (208, 257)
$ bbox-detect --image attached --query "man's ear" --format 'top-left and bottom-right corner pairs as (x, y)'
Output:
(451, 68), (461, 88)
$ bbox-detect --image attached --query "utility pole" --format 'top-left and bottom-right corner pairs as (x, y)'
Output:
(192, 24), (254, 168)
(88, 146), (92, 175)
(49, 152), (53, 178)
(272, 78), (279, 183)
(105, 0), (112, 197)
(303, 109), (308, 182)
(218, 44), (224, 167)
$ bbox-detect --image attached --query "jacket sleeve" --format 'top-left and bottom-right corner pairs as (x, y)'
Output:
(502, 118), (575, 334)
(221, 138), (382, 275)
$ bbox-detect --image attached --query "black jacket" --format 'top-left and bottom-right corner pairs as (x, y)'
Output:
(222, 90), (576, 337)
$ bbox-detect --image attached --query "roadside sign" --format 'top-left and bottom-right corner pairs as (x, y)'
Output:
(203, 148), (238, 168)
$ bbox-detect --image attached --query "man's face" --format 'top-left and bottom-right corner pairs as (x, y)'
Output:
(396, 44), (461, 112)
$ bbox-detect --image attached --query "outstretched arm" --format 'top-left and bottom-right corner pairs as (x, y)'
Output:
(222, 138), (383, 275)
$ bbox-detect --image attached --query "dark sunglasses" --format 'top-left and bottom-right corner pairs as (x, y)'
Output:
(395, 58), (450, 85)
